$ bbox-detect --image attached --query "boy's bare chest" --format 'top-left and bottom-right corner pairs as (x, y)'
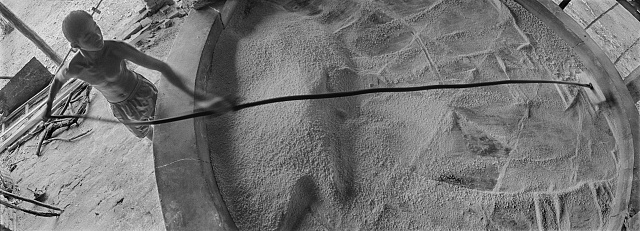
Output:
(74, 53), (127, 84)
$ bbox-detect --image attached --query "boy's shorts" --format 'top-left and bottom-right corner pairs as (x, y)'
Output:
(109, 72), (158, 138)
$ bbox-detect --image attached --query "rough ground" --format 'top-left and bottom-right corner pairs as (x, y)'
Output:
(0, 0), (180, 230)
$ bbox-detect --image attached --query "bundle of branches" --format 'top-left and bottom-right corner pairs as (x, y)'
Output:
(5, 83), (92, 154)
(0, 188), (61, 217)
(35, 83), (92, 156)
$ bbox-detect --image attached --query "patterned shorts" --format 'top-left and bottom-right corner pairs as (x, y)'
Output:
(109, 72), (158, 138)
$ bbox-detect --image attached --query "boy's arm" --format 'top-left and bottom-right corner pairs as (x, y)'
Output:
(114, 41), (233, 112)
(44, 66), (73, 119)
(114, 41), (205, 100)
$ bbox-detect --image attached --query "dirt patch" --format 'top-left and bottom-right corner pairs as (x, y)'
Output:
(0, 0), (176, 230)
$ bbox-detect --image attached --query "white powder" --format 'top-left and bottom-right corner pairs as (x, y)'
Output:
(203, 0), (616, 229)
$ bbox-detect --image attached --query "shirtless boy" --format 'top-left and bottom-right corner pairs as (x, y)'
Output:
(45, 10), (232, 139)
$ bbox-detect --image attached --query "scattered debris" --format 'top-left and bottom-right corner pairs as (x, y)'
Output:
(33, 190), (47, 203)
(0, 169), (15, 201)
(115, 1), (185, 42)
(0, 17), (13, 36)
(160, 19), (173, 29)
(115, 197), (124, 205)
(43, 129), (92, 145)
(166, 8), (186, 19)
(117, 23), (143, 41)
(137, 4), (147, 14)
(35, 84), (92, 156)
(127, 23), (158, 46)
(159, 4), (173, 15)
(145, 0), (175, 14)
(140, 18), (152, 27)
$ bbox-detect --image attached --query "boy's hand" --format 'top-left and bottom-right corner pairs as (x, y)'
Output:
(195, 96), (235, 116)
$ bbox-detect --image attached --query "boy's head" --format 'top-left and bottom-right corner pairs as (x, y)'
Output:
(62, 10), (104, 51)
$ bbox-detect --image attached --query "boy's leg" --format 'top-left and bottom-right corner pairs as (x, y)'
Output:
(110, 106), (153, 138)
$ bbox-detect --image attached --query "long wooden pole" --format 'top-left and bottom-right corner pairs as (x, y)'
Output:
(0, 198), (59, 217)
(0, 2), (62, 65)
(0, 188), (62, 211)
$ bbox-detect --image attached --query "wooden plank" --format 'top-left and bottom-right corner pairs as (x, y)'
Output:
(0, 80), (83, 153)
(513, 0), (640, 230)
(0, 2), (61, 65)
(2, 85), (48, 126)
(153, 5), (238, 231)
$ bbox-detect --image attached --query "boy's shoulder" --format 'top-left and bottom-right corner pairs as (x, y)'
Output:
(103, 40), (137, 55)
(67, 51), (85, 69)
(104, 39), (126, 45)
(103, 40), (129, 50)
(65, 41), (127, 72)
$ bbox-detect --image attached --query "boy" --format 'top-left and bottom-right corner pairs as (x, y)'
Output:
(45, 10), (232, 140)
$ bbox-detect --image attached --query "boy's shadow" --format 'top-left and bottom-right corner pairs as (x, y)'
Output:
(202, 0), (352, 227)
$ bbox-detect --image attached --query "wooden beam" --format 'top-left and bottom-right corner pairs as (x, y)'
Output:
(0, 80), (83, 153)
(0, 198), (59, 217)
(0, 2), (62, 65)
(0, 188), (62, 211)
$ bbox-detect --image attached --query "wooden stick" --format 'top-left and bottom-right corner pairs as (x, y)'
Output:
(0, 2), (62, 65)
(0, 188), (62, 211)
(0, 198), (60, 217)
(45, 129), (92, 144)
